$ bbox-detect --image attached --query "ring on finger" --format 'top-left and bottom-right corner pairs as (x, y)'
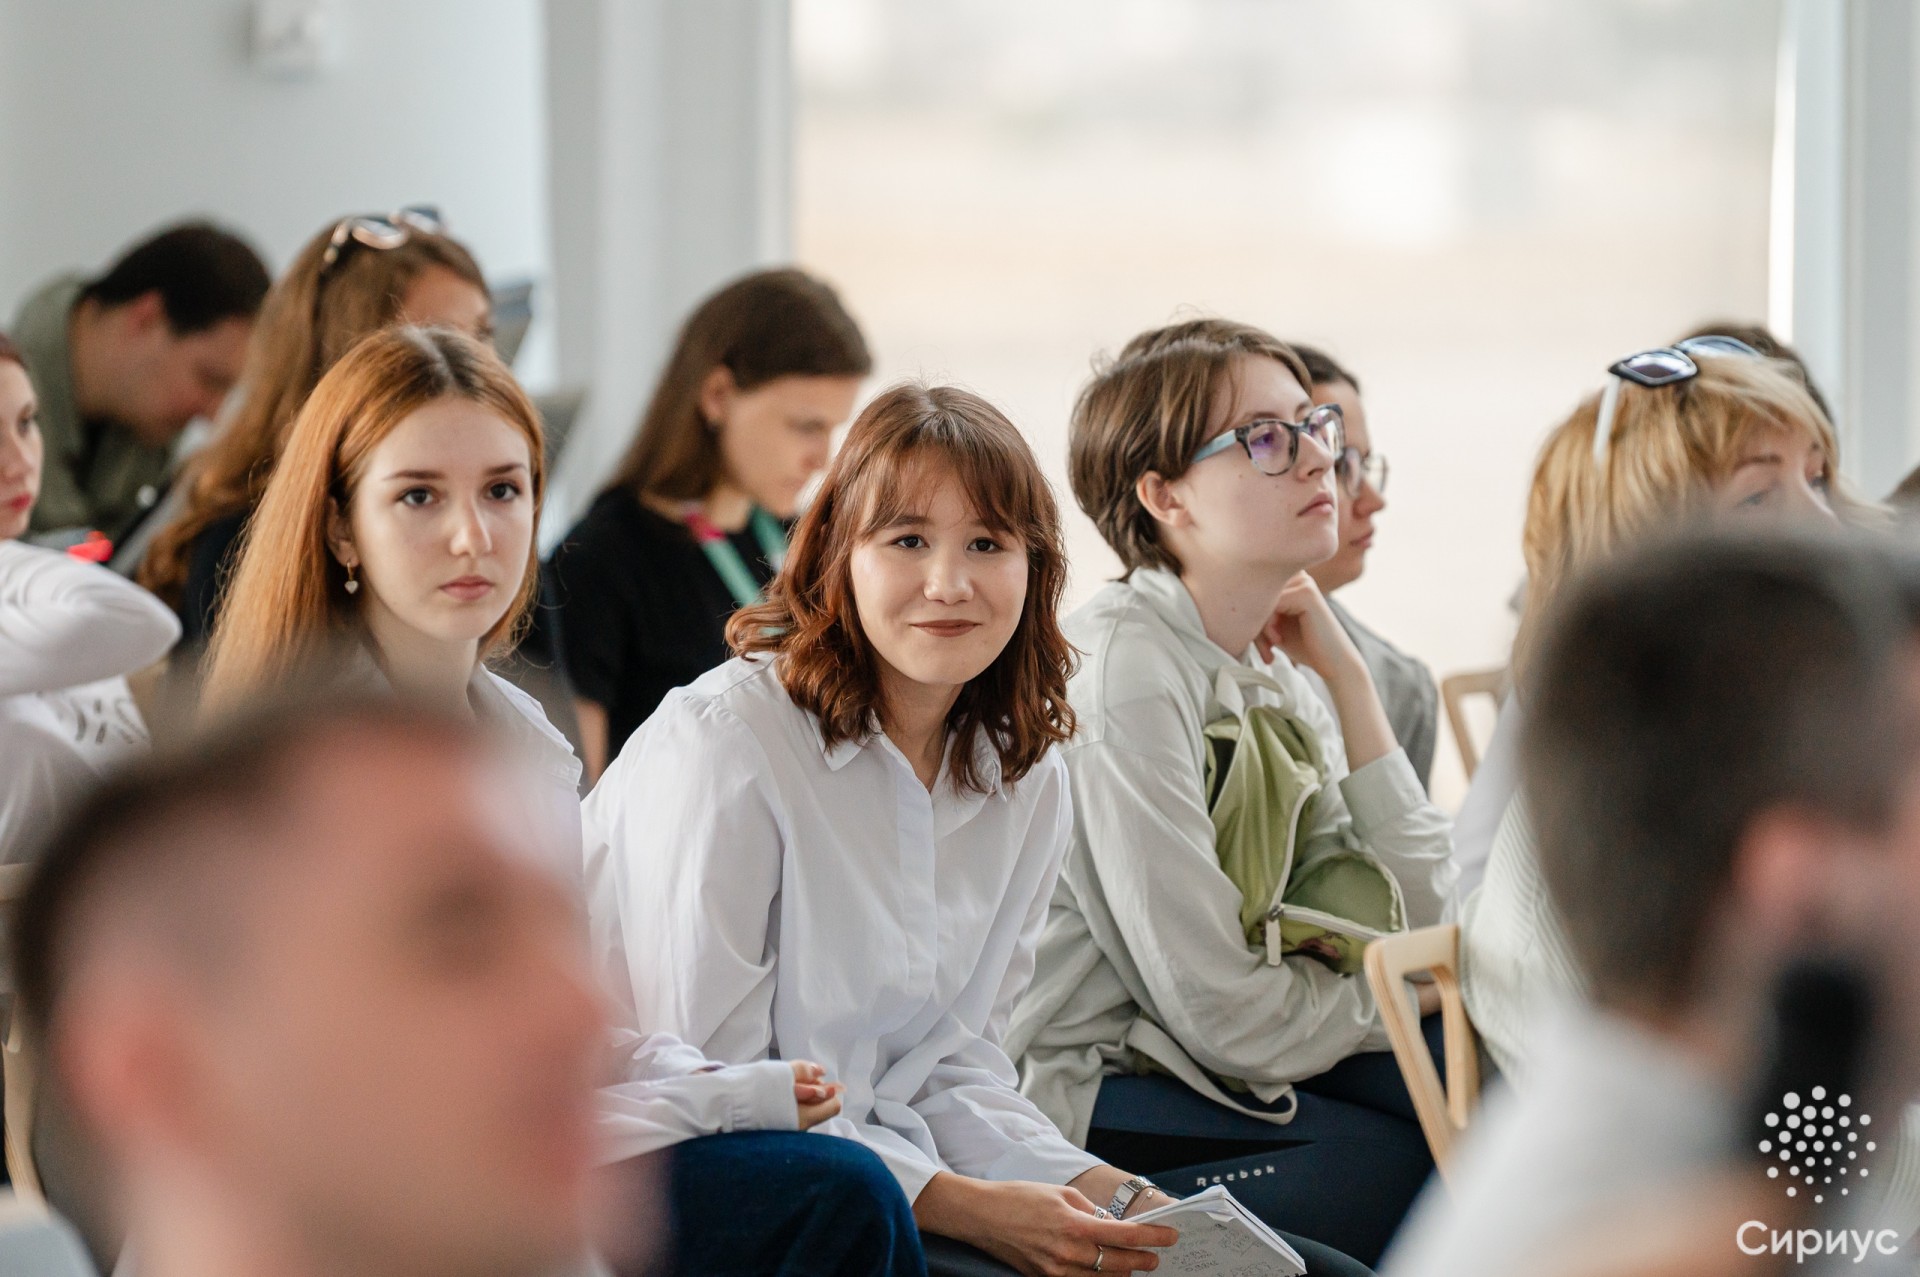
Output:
(1094, 1244), (1106, 1273)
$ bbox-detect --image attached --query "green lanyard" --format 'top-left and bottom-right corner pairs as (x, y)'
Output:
(684, 506), (788, 609)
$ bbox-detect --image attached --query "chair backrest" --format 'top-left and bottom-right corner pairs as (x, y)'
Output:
(1440, 667), (1507, 780)
(1, 861), (44, 1202)
(1362, 923), (1481, 1179)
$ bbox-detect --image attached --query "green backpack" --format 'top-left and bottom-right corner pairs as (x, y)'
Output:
(1202, 665), (1407, 975)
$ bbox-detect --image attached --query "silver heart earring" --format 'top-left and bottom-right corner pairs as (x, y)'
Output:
(345, 562), (360, 595)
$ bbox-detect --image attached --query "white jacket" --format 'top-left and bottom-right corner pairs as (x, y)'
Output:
(1006, 568), (1457, 1143)
(0, 540), (179, 865)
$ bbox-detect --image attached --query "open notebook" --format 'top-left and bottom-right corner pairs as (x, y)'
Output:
(1131, 1186), (1307, 1276)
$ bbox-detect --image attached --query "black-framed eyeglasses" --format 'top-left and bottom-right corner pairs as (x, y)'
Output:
(1335, 448), (1388, 499)
(319, 205), (447, 275)
(1190, 403), (1345, 477)
(1593, 335), (1762, 462)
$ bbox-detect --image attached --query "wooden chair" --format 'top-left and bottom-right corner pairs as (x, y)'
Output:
(1440, 667), (1507, 780)
(1, 861), (42, 1202)
(1363, 923), (1481, 1180)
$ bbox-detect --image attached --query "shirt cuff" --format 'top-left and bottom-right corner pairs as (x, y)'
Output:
(983, 1137), (1104, 1187)
(1338, 747), (1428, 833)
(733, 1058), (801, 1132)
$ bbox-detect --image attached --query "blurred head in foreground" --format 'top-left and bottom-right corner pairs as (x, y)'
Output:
(1525, 527), (1920, 1070)
(12, 696), (602, 1277)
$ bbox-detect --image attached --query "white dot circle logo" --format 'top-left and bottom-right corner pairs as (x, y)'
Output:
(1758, 1088), (1877, 1204)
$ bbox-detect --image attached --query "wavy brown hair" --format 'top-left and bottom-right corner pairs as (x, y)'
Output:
(200, 327), (543, 721)
(140, 218), (486, 605)
(726, 382), (1073, 792)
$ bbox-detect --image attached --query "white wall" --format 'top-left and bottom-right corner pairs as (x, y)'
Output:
(0, 0), (554, 385)
(541, 0), (791, 538)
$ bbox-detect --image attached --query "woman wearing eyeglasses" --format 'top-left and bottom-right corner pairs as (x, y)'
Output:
(1289, 343), (1437, 793)
(1005, 319), (1456, 1267)
(1457, 336), (1857, 1090)
(140, 208), (491, 664)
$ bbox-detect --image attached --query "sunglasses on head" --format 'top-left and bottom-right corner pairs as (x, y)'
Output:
(1190, 403), (1345, 478)
(1592, 335), (1763, 462)
(319, 205), (448, 276)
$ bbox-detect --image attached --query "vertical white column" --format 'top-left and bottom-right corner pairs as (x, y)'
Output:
(540, 0), (794, 541)
(1771, 0), (1915, 498)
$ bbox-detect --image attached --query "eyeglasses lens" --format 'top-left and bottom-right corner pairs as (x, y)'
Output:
(1244, 421), (1289, 475)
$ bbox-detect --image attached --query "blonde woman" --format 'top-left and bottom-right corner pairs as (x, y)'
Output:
(1461, 336), (1851, 1083)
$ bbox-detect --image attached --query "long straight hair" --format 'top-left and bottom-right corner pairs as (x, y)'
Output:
(140, 220), (485, 605)
(602, 268), (870, 503)
(200, 327), (543, 719)
(728, 382), (1074, 792)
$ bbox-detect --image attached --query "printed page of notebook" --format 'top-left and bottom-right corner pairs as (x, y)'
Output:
(1130, 1186), (1306, 1277)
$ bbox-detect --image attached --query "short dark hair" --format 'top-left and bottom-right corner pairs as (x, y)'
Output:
(1287, 342), (1361, 395)
(10, 697), (477, 1040)
(80, 221), (270, 335)
(1523, 528), (1919, 1014)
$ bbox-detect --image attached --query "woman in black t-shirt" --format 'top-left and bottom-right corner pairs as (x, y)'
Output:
(550, 269), (871, 778)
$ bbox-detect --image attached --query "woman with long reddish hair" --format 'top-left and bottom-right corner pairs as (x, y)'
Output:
(585, 384), (1356, 1276)
(200, 325), (579, 879)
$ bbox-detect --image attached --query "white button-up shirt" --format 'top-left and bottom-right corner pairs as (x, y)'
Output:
(583, 655), (1101, 1198)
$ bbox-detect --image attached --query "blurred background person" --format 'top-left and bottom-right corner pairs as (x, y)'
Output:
(9, 697), (605, 1277)
(0, 331), (179, 866)
(1385, 528), (1920, 1277)
(548, 268), (870, 780)
(9, 223), (268, 545)
(1459, 340), (1856, 1087)
(139, 208), (490, 657)
(1293, 341), (1437, 792)
(198, 327), (580, 885)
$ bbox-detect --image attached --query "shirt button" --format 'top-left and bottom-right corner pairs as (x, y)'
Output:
(137, 485), (158, 509)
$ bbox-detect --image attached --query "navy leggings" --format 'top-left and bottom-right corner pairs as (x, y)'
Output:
(613, 1131), (926, 1277)
(1082, 1015), (1446, 1268)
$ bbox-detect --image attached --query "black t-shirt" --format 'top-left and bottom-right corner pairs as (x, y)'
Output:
(547, 489), (779, 758)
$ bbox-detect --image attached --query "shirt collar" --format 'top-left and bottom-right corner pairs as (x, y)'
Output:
(1127, 567), (1249, 670)
(339, 642), (582, 789)
(817, 717), (1006, 797)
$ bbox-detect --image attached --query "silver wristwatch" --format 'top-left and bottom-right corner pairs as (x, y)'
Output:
(1107, 1176), (1158, 1219)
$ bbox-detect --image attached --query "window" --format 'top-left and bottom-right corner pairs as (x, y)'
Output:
(796, 0), (1781, 803)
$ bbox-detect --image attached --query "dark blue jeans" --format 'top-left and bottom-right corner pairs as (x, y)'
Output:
(1083, 1015), (1447, 1269)
(618, 1131), (926, 1277)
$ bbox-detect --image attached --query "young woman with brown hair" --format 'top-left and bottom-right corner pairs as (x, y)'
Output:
(583, 384), (1369, 1275)
(139, 209), (491, 652)
(1006, 318), (1456, 1268)
(548, 267), (870, 778)
(197, 326), (579, 883)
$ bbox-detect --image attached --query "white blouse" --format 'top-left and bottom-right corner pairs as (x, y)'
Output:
(0, 540), (180, 863)
(583, 655), (1101, 1199)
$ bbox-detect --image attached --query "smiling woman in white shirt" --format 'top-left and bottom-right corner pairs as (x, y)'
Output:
(1004, 320), (1458, 1269)
(586, 385), (1369, 1277)
(0, 332), (180, 865)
